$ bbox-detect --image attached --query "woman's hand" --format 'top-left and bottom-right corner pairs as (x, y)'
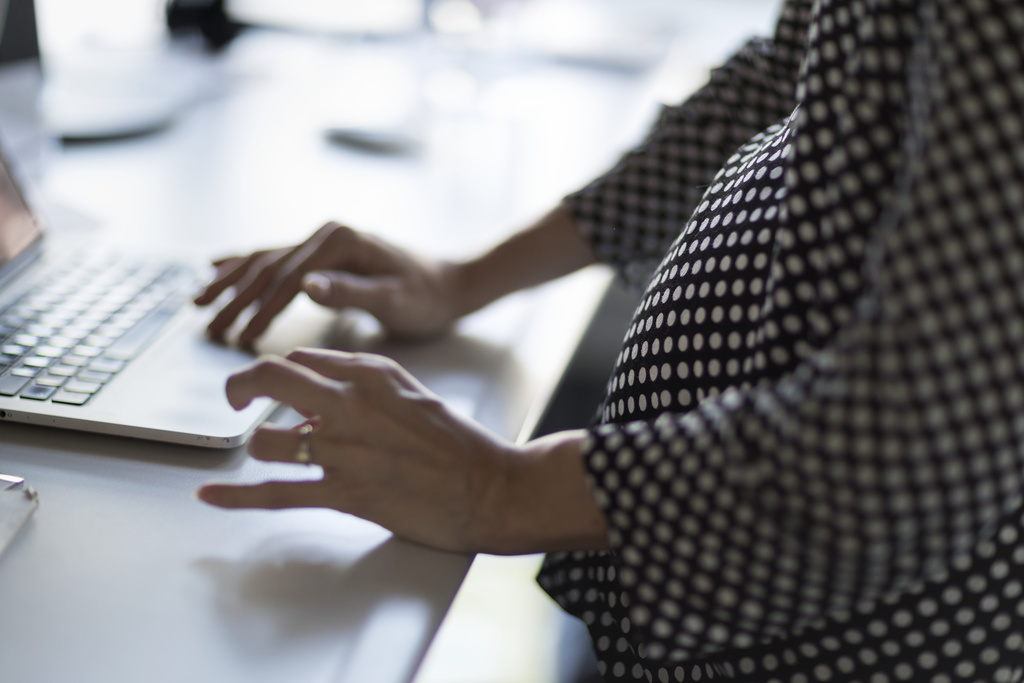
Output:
(194, 222), (463, 349)
(197, 348), (609, 554)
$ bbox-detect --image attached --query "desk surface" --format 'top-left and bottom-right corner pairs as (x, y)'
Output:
(0, 29), (653, 683)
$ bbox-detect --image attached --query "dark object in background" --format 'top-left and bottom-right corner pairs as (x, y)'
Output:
(166, 0), (245, 51)
(0, 0), (40, 64)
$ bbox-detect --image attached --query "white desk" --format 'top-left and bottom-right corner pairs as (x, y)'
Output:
(0, 29), (655, 683)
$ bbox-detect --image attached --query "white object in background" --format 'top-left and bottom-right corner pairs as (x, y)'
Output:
(515, 0), (672, 71)
(228, 0), (423, 35)
(40, 44), (217, 140)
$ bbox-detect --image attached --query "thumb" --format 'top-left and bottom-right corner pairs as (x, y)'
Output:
(302, 271), (393, 312)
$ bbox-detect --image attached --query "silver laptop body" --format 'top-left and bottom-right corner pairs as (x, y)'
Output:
(0, 146), (274, 448)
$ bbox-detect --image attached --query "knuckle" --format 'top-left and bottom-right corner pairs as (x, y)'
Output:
(250, 357), (285, 381)
(335, 384), (362, 410)
(253, 252), (280, 273)
(323, 223), (356, 248)
(409, 392), (446, 417)
(361, 353), (399, 374)
(313, 222), (338, 241)
(285, 348), (315, 364)
(352, 355), (407, 393)
(347, 356), (379, 380)
(379, 283), (405, 312)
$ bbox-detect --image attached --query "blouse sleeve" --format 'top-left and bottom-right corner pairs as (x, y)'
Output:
(575, 0), (1024, 663)
(564, 0), (813, 287)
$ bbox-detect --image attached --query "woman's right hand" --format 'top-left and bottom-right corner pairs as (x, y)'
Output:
(194, 222), (463, 348)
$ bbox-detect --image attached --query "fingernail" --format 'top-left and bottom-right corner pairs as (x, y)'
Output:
(303, 273), (331, 298)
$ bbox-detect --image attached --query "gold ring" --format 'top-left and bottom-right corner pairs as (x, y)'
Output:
(296, 423), (314, 464)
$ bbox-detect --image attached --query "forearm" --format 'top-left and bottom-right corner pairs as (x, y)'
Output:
(470, 429), (609, 555)
(448, 203), (597, 319)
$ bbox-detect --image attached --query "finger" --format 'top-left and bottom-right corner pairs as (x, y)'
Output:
(206, 251), (293, 342)
(286, 347), (424, 394)
(226, 356), (343, 415)
(236, 235), (343, 347)
(197, 480), (333, 510)
(248, 422), (332, 465)
(193, 255), (253, 306)
(301, 271), (398, 313)
(248, 426), (302, 464)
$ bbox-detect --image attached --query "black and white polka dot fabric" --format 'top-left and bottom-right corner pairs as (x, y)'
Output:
(538, 0), (1024, 681)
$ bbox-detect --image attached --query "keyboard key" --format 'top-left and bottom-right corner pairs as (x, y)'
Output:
(76, 370), (113, 384)
(104, 315), (137, 330)
(90, 358), (126, 374)
(85, 334), (115, 348)
(48, 365), (78, 377)
(46, 336), (78, 349)
(72, 345), (103, 358)
(35, 374), (68, 387)
(26, 324), (57, 337)
(22, 356), (54, 369)
(1, 344), (26, 356)
(61, 355), (91, 367)
(104, 308), (177, 360)
(39, 312), (75, 327)
(52, 303), (89, 318)
(61, 326), (96, 340)
(65, 380), (102, 394)
(35, 346), (64, 358)
(51, 390), (91, 406)
(76, 313), (109, 327)
(11, 334), (39, 347)
(0, 375), (30, 396)
(20, 384), (57, 401)
(94, 324), (124, 338)
(114, 309), (146, 325)
(10, 366), (39, 378)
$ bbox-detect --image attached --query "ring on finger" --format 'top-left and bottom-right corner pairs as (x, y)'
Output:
(296, 423), (314, 465)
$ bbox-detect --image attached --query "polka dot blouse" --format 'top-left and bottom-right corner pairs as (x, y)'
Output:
(537, 0), (1024, 681)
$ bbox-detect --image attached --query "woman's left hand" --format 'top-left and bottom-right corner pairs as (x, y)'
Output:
(197, 348), (516, 552)
(198, 348), (609, 554)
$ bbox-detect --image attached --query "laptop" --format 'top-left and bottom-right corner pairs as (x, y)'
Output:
(0, 145), (276, 447)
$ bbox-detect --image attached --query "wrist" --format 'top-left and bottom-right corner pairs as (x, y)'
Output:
(443, 204), (597, 323)
(443, 258), (492, 321)
(468, 430), (609, 555)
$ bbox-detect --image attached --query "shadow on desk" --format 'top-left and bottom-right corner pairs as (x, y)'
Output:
(197, 534), (432, 648)
(197, 531), (461, 680)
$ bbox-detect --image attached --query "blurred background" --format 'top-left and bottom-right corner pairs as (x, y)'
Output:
(14, 0), (783, 680)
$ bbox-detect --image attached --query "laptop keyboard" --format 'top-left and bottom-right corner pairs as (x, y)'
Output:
(0, 252), (196, 406)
